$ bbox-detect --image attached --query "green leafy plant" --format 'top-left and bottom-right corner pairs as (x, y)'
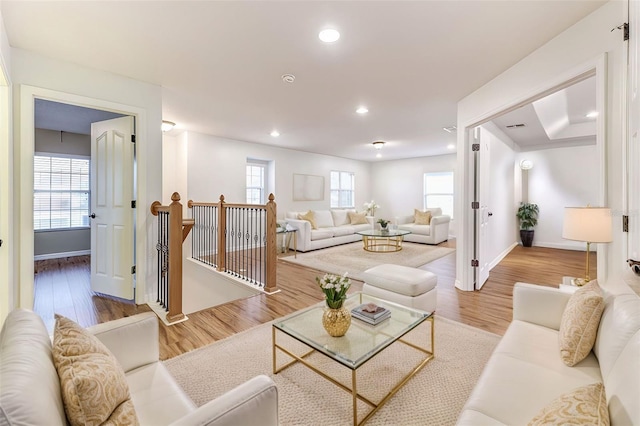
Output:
(377, 218), (389, 228)
(316, 273), (351, 309)
(516, 202), (539, 230)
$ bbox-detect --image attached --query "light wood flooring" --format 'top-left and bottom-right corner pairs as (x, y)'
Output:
(34, 241), (595, 360)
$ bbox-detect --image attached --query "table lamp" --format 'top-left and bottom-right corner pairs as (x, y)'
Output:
(562, 207), (612, 286)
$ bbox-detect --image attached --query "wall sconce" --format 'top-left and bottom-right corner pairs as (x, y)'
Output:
(161, 120), (176, 132)
(520, 159), (534, 170)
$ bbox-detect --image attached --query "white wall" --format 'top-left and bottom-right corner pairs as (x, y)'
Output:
(184, 131), (372, 217)
(12, 48), (163, 306)
(456, 0), (627, 291)
(480, 124), (518, 267)
(0, 6), (13, 325)
(370, 154), (456, 233)
(162, 132), (188, 214)
(518, 145), (599, 250)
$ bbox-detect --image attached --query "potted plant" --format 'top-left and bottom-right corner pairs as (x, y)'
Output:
(377, 218), (389, 231)
(516, 202), (539, 247)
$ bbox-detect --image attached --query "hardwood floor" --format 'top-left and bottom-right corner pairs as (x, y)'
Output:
(33, 242), (595, 360)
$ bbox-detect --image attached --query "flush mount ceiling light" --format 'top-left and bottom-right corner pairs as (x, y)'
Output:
(372, 141), (385, 150)
(319, 28), (340, 43)
(443, 126), (457, 133)
(520, 159), (534, 170)
(586, 111), (599, 118)
(281, 74), (295, 83)
(270, 130), (280, 137)
(161, 120), (176, 132)
(356, 106), (368, 114)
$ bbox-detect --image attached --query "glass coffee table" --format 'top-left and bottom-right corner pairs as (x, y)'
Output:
(355, 229), (411, 252)
(272, 292), (434, 425)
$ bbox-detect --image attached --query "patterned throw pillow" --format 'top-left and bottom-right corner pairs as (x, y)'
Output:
(558, 280), (605, 366)
(528, 382), (609, 426)
(297, 210), (317, 229)
(52, 314), (139, 426)
(348, 211), (368, 225)
(414, 209), (432, 225)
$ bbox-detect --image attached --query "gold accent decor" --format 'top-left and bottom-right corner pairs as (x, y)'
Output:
(322, 306), (352, 337)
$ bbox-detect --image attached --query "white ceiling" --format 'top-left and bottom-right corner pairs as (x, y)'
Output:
(491, 76), (597, 150)
(1, 1), (606, 161)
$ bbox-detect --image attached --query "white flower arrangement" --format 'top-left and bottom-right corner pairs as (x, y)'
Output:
(316, 272), (351, 309)
(363, 200), (380, 216)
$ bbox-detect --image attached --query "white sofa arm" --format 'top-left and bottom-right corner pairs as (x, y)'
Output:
(512, 283), (572, 331)
(286, 218), (311, 252)
(168, 375), (278, 426)
(87, 312), (159, 373)
(430, 215), (450, 225)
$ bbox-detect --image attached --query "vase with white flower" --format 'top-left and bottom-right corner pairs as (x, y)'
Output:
(363, 200), (380, 217)
(316, 273), (352, 336)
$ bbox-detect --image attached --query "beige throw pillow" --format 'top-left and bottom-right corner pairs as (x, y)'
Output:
(528, 382), (609, 426)
(52, 314), (139, 426)
(558, 280), (605, 366)
(348, 211), (368, 225)
(414, 209), (432, 225)
(297, 210), (318, 229)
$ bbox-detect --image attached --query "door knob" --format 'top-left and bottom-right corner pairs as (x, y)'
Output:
(488, 212), (493, 217)
(90, 213), (96, 219)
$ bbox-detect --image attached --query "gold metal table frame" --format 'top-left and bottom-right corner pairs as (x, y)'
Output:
(355, 229), (411, 253)
(272, 293), (434, 426)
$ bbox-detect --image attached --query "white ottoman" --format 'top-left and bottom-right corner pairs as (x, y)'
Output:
(361, 264), (437, 313)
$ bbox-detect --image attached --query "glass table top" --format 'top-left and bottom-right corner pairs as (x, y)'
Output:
(273, 292), (432, 369)
(355, 229), (411, 237)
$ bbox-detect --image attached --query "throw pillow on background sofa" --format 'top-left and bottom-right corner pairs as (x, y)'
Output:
(528, 382), (609, 426)
(348, 211), (368, 225)
(297, 210), (317, 229)
(414, 209), (432, 225)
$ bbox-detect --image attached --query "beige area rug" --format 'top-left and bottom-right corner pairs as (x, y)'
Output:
(281, 242), (455, 280)
(164, 316), (500, 425)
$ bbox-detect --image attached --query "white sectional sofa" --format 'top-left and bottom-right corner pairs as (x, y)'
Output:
(285, 210), (372, 252)
(457, 279), (640, 425)
(395, 207), (451, 245)
(0, 310), (279, 426)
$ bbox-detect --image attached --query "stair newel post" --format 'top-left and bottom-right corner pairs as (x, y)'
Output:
(265, 193), (278, 293)
(217, 195), (226, 273)
(166, 192), (185, 323)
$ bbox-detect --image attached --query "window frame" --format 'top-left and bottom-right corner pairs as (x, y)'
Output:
(423, 171), (454, 219)
(246, 160), (267, 204)
(33, 152), (91, 232)
(330, 170), (355, 209)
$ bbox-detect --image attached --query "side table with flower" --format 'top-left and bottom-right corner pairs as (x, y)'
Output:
(316, 273), (352, 337)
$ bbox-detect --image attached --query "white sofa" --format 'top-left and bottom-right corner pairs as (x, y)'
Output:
(457, 279), (640, 425)
(285, 210), (373, 252)
(0, 309), (279, 426)
(395, 208), (451, 245)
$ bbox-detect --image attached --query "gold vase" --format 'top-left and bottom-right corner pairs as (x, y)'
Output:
(322, 306), (351, 337)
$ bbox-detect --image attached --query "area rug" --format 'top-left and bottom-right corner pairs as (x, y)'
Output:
(164, 316), (500, 425)
(281, 242), (455, 280)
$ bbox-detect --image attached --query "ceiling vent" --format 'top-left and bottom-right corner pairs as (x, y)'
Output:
(505, 123), (526, 129)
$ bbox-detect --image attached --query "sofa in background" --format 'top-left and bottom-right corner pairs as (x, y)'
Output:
(457, 279), (640, 425)
(395, 207), (451, 245)
(285, 209), (373, 252)
(0, 310), (279, 426)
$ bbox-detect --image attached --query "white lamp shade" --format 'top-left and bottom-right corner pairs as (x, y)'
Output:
(562, 207), (613, 243)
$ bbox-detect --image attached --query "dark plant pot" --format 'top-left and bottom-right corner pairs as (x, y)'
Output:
(520, 230), (534, 247)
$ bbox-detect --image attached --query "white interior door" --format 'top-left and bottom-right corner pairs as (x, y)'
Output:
(90, 116), (135, 299)
(477, 128), (491, 289)
(629, 0), (640, 262)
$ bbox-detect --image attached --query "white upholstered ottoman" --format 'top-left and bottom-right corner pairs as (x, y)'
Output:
(361, 264), (437, 313)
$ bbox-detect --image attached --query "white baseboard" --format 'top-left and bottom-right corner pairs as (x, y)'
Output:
(489, 242), (518, 271)
(34, 250), (91, 261)
(531, 242), (586, 251)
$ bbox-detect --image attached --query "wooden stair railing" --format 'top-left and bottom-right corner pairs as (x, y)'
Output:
(150, 192), (193, 323)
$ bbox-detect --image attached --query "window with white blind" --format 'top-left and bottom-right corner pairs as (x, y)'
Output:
(330, 171), (355, 208)
(246, 161), (266, 204)
(34, 154), (90, 231)
(424, 171), (454, 218)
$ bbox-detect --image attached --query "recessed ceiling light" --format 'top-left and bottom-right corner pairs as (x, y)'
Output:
(356, 106), (368, 114)
(443, 126), (457, 133)
(447, 144), (455, 150)
(319, 28), (340, 43)
(270, 130), (280, 137)
(586, 111), (599, 118)
(281, 74), (295, 83)
(161, 120), (176, 132)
